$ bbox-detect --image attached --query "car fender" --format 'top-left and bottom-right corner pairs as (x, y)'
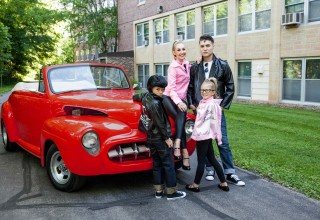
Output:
(40, 115), (133, 174)
(1, 102), (19, 142)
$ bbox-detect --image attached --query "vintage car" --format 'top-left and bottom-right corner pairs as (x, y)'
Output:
(1, 63), (196, 192)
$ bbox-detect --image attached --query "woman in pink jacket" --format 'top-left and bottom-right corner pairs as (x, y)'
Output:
(186, 78), (229, 192)
(163, 40), (191, 170)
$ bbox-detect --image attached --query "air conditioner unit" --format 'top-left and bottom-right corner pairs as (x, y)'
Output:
(281, 13), (303, 26)
(144, 40), (149, 46)
(177, 33), (184, 41)
(156, 38), (161, 44)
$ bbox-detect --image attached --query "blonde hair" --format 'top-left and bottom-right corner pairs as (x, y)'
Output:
(172, 40), (183, 52)
(203, 77), (219, 98)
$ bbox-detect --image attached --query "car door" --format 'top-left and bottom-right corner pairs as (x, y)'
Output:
(10, 89), (51, 156)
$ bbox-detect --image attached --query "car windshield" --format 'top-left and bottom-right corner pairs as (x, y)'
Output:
(48, 65), (130, 93)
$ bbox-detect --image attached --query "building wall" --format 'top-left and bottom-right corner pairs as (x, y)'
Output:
(118, 0), (320, 106)
(118, 0), (207, 51)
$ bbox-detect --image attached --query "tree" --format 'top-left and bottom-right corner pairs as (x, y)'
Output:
(0, 0), (65, 80)
(0, 22), (12, 78)
(61, 0), (118, 53)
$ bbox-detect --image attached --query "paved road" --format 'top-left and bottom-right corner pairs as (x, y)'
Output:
(0, 92), (319, 220)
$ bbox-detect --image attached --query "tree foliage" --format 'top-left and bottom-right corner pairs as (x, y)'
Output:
(0, 22), (12, 77)
(0, 0), (65, 80)
(61, 0), (118, 53)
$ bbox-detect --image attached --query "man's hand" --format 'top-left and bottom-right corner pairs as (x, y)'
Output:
(165, 138), (173, 148)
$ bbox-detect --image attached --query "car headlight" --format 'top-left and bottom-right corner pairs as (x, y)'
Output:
(185, 120), (195, 141)
(82, 131), (100, 155)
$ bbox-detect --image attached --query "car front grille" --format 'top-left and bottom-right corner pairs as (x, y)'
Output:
(108, 142), (151, 162)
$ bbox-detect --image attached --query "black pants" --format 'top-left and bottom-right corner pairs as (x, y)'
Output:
(162, 96), (187, 149)
(194, 139), (226, 185)
(147, 140), (177, 190)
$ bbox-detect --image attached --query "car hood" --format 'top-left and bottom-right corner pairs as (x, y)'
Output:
(52, 90), (142, 127)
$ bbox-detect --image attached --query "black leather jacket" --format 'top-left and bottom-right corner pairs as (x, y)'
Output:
(187, 55), (234, 110)
(133, 92), (172, 141)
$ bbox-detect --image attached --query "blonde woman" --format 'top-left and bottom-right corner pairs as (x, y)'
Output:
(163, 40), (191, 170)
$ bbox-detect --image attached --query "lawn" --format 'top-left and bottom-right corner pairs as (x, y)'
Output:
(224, 103), (320, 200)
(0, 84), (15, 94)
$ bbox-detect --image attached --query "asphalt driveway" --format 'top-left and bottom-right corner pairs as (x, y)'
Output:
(0, 92), (319, 220)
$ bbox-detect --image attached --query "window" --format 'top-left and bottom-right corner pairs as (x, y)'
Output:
(136, 23), (149, 47)
(138, 0), (145, 4)
(176, 11), (195, 40)
(138, 64), (150, 88)
(238, 62), (252, 97)
(203, 2), (228, 36)
(238, 0), (271, 32)
(155, 64), (169, 80)
(285, 0), (320, 23)
(283, 58), (320, 103)
(154, 17), (169, 44)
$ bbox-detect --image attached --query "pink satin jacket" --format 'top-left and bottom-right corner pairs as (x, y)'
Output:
(163, 59), (191, 105)
(191, 97), (222, 144)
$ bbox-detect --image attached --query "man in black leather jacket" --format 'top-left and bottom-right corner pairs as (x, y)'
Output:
(133, 75), (186, 200)
(187, 35), (245, 186)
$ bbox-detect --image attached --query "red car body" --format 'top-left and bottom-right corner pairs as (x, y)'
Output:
(1, 63), (196, 191)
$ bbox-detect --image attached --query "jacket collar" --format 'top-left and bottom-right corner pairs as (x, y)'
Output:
(201, 96), (222, 105)
(171, 59), (190, 68)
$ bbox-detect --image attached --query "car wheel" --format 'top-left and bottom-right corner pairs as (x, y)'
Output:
(46, 144), (86, 192)
(1, 121), (17, 151)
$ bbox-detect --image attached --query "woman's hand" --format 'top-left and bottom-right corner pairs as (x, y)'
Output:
(165, 138), (173, 148)
(177, 102), (187, 112)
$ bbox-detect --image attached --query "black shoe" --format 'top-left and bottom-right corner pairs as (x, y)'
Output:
(182, 158), (191, 170)
(173, 147), (182, 161)
(218, 184), (229, 192)
(167, 191), (186, 201)
(226, 174), (245, 186)
(155, 191), (163, 199)
(185, 184), (200, 192)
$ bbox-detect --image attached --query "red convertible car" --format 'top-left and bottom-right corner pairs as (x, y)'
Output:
(1, 63), (196, 192)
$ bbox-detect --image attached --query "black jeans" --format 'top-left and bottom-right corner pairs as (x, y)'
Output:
(162, 96), (187, 149)
(147, 140), (177, 190)
(194, 139), (226, 185)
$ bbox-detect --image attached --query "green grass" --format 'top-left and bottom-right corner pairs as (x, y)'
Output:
(224, 103), (320, 200)
(0, 84), (15, 94)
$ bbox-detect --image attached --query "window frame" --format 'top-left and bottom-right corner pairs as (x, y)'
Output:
(176, 10), (196, 40)
(238, 0), (271, 33)
(154, 17), (170, 45)
(282, 57), (320, 104)
(203, 1), (228, 37)
(136, 22), (149, 47)
(155, 64), (169, 80)
(237, 61), (252, 98)
(284, 0), (320, 23)
(137, 64), (150, 88)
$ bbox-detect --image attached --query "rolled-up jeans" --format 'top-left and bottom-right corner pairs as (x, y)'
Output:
(162, 95), (187, 149)
(205, 111), (235, 175)
(147, 140), (177, 194)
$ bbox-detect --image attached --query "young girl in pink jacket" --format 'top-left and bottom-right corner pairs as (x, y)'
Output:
(186, 78), (229, 192)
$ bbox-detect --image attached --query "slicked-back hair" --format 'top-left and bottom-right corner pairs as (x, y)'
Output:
(199, 34), (214, 44)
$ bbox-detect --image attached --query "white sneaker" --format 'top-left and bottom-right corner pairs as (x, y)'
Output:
(226, 174), (245, 186)
(205, 170), (215, 181)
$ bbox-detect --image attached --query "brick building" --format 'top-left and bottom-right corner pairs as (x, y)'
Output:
(118, 0), (320, 105)
(117, 0), (320, 106)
